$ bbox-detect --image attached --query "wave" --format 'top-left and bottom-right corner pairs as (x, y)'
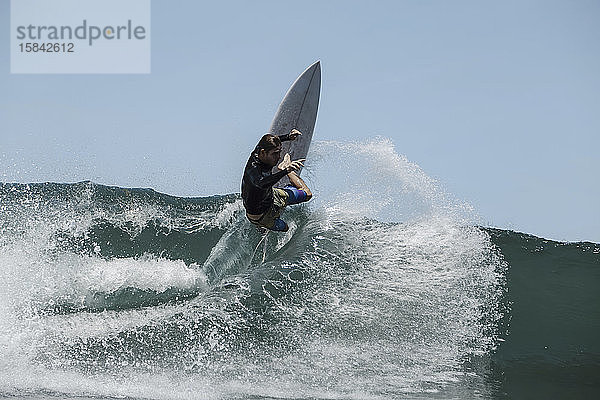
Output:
(0, 139), (597, 399)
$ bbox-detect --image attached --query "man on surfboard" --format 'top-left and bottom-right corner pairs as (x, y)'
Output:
(242, 128), (312, 232)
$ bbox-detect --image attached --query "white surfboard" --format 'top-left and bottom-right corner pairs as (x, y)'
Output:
(269, 61), (321, 187)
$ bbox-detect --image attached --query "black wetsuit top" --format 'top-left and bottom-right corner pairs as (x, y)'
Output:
(241, 134), (291, 215)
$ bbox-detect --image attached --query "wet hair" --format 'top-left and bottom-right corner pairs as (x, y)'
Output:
(257, 134), (281, 151)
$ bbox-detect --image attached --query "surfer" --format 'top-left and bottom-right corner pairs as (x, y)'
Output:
(242, 128), (312, 232)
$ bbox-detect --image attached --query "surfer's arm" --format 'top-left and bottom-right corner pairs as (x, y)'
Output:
(278, 129), (302, 142)
(247, 168), (289, 189)
(278, 133), (291, 142)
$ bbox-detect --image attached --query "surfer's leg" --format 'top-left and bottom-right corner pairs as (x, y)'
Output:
(282, 186), (307, 205)
(271, 218), (289, 232)
(248, 212), (289, 232)
(249, 190), (288, 232)
(285, 172), (312, 202)
(247, 215), (288, 232)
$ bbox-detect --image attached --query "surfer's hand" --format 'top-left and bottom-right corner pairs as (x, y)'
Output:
(289, 129), (302, 140)
(277, 153), (292, 171)
(286, 158), (305, 173)
(277, 153), (304, 172)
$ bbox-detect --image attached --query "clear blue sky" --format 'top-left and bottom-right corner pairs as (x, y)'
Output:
(1, 0), (598, 242)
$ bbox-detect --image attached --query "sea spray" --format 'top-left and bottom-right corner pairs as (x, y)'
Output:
(309, 138), (477, 225)
(0, 140), (509, 399)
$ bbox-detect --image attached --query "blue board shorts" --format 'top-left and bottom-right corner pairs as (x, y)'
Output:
(247, 185), (308, 232)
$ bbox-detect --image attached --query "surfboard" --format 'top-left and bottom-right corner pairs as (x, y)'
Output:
(269, 61), (321, 187)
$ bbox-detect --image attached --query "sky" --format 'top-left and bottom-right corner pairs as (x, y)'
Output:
(0, 0), (599, 243)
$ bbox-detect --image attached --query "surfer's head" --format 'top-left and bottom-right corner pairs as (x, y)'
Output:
(257, 134), (282, 166)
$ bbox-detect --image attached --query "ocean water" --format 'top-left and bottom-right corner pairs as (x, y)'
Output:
(0, 140), (598, 399)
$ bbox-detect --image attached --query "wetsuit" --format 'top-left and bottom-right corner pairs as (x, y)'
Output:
(241, 133), (292, 216)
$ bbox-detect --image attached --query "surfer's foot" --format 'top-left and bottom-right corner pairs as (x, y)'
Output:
(270, 218), (289, 232)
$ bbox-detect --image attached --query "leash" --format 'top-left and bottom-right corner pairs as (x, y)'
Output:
(250, 228), (269, 263)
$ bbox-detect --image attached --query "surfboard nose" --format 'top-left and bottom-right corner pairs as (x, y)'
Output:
(268, 61), (322, 182)
(303, 61), (321, 103)
(308, 60), (321, 78)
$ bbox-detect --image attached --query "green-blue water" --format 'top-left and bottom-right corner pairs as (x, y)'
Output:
(1, 143), (598, 399)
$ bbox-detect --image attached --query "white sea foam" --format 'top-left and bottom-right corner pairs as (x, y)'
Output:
(0, 139), (504, 399)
